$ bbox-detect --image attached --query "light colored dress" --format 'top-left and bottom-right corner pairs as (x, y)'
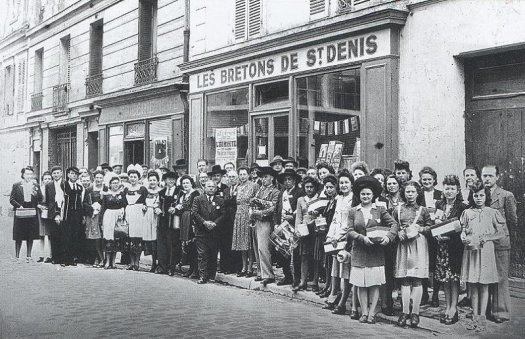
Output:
(231, 180), (258, 251)
(326, 194), (352, 280)
(143, 189), (160, 241)
(124, 186), (147, 239)
(460, 207), (505, 284)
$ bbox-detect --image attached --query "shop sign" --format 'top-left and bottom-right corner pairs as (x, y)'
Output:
(215, 128), (237, 168)
(191, 29), (390, 92)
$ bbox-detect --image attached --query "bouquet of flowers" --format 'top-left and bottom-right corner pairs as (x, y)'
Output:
(248, 198), (274, 224)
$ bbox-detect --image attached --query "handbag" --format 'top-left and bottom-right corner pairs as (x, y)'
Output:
(15, 207), (37, 218)
(114, 219), (129, 239)
(323, 239), (347, 254)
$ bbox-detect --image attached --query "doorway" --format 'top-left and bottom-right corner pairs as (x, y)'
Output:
(252, 113), (289, 165)
(124, 140), (144, 167)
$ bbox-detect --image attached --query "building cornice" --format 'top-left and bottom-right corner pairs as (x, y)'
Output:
(407, 0), (449, 10)
(180, 7), (408, 74)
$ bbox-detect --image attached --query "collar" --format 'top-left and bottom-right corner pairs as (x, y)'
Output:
(356, 203), (377, 210)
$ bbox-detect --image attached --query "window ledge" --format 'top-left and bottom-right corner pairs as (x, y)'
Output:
(471, 91), (525, 101)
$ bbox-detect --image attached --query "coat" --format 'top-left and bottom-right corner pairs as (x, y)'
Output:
(273, 185), (304, 226)
(10, 181), (42, 210)
(489, 185), (517, 250)
(45, 180), (64, 220)
(158, 185), (181, 229)
(191, 194), (226, 238)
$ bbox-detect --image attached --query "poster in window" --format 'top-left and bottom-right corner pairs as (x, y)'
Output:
(325, 141), (337, 164)
(215, 127), (238, 168)
(151, 137), (169, 169)
(331, 142), (344, 170)
(317, 143), (329, 164)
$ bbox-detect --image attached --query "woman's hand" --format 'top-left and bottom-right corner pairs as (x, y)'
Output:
(175, 204), (183, 210)
(37, 204), (46, 210)
(398, 229), (407, 242)
(361, 235), (374, 246)
(142, 205), (148, 212)
(283, 214), (294, 223)
(308, 210), (320, 218)
(168, 207), (176, 214)
(380, 236), (390, 246)
(435, 235), (449, 242)
(154, 207), (162, 215)
(331, 239), (338, 248)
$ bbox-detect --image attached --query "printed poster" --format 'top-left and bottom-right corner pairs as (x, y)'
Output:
(215, 128), (237, 168)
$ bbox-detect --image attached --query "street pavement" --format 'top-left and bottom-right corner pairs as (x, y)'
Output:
(1, 214), (524, 338)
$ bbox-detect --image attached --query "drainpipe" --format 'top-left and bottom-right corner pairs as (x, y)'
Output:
(180, 0), (190, 160)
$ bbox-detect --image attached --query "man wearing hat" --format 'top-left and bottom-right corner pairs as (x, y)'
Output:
(99, 163), (112, 174)
(157, 171), (181, 275)
(296, 167), (307, 180)
(60, 166), (84, 266)
(112, 164), (123, 175)
(282, 157), (298, 171)
(249, 163), (262, 186)
(172, 159), (188, 177)
(44, 165), (65, 263)
(270, 155), (285, 173)
(207, 165), (228, 196)
(273, 169), (304, 285)
(251, 166), (280, 286)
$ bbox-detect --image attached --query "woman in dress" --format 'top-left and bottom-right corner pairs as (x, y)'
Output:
(323, 170), (354, 315)
(123, 169), (148, 271)
(10, 166), (42, 261)
(460, 181), (505, 332)
(292, 176), (321, 292)
(384, 174), (402, 211)
(37, 171), (53, 263)
(231, 166), (258, 276)
(177, 175), (200, 278)
(83, 170), (106, 267)
(143, 171), (162, 273)
(348, 176), (398, 324)
(433, 175), (467, 325)
(394, 181), (433, 328)
(100, 176), (125, 269)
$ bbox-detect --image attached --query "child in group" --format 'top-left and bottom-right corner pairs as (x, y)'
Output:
(460, 181), (505, 332)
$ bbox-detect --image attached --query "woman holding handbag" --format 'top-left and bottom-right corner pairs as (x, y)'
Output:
(10, 166), (42, 262)
(100, 176), (125, 269)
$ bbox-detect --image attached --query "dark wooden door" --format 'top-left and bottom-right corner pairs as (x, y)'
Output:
(56, 128), (77, 170)
(466, 108), (525, 278)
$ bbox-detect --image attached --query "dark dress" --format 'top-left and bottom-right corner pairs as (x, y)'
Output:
(433, 199), (467, 282)
(10, 181), (42, 241)
(83, 186), (106, 239)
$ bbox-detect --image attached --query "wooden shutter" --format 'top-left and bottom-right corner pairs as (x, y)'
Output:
(248, 0), (261, 38)
(0, 68), (4, 115)
(138, 0), (153, 61)
(89, 20), (103, 76)
(17, 58), (25, 113)
(34, 49), (43, 93)
(310, 0), (325, 15)
(234, 0), (246, 40)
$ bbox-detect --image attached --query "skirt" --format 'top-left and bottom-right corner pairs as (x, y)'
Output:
(350, 266), (386, 287)
(13, 215), (39, 241)
(102, 209), (121, 241)
(142, 208), (157, 241)
(331, 256), (351, 280)
(395, 234), (429, 279)
(461, 242), (499, 284)
(126, 204), (144, 239)
(85, 214), (102, 239)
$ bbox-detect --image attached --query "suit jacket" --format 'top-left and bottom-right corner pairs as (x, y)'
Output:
(62, 181), (84, 220)
(10, 181), (42, 209)
(158, 186), (181, 229)
(273, 185), (304, 225)
(191, 194), (226, 238)
(490, 185), (517, 249)
(45, 180), (64, 219)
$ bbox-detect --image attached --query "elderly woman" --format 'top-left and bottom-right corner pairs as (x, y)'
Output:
(176, 175), (200, 278)
(10, 166), (42, 262)
(394, 181), (433, 328)
(348, 176), (398, 324)
(83, 170), (106, 267)
(37, 171), (53, 263)
(100, 176), (125, 269)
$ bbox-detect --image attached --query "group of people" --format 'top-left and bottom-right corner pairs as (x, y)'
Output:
(10, 155), (517, 332)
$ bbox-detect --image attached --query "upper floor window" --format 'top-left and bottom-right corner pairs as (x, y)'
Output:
(138, 0), (158, 61)
(3, 65), (15, 115)
(16, 56), (26, 113)
(235, 0), (261, 41)
(310, 0), (327, 17)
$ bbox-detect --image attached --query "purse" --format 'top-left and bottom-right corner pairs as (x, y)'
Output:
(114, 219), (129, 239)
(323, 239), (347, 254)
(15, 207), (37, 218)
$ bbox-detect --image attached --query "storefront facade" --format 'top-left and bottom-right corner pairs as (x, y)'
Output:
(182, 9), (407, 173)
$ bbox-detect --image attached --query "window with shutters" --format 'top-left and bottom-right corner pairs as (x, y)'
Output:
(4, 65), (15, 115)
(54, 35), (70, 113)
(234, 0), (261, 41)
(32, 49), (44, 111)
(16, 57), (26, 113)
(135, 0), (158, 85)
(310, 0), (326, 16)
(86, 19), (104, 97)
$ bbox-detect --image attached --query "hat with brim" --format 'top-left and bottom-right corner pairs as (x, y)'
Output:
(172, 159), (188, 169)
(66, 166), (80, 175)
(352, 176), (383, 198)
(277, 169), (301, 184)
(250, 163), (260, 172)
(258, 166), (278, 178)
(163, 171), (178, 180)
(100, 163), (112, 171)
(282, 157), (298, 168)
(269, 155), (284, 167)
(158, 166), (169, 171)
(296, 167), (307, 174)
(207, 164), (226, 177)
(112, 164), (122, 169)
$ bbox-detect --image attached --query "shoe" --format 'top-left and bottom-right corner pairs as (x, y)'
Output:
(190, 273), (199, 279)
(70, 262), (77, 266)
(440, 313), (447, 324)
(245, 271), (254, 278)
(37, 257), (44, 263)
(133, 265), (139, 271)
(445, 311), (458, 325)
(197, 278), (208, 284)
(276, 279), (293, 286)
(493, 317), (507, 324)
(382, 307), (394, 316)
(359, 314), (368, 323)
(149, 266), (157, 273)
(182, 270), (193, 277)
(458, 297), (471, 307)
(410, 313), (420, 328)
(217, 269), (223, 273)
(350, 310), (361, 320)
(430, 299), (440, 307)
(367, 315), (376, 324)
(104, 265), (111, 270)
(319, 290), (331, 298)
(397, 313), (410, 327)
(44, 258), (52, 263)
(236, 271), (246, 277)
(332, 305), (346, 315)
(168, 270), (175, 276)
(322, 302), (336, 310)
(292, 283), (307, 292)
(311, 285), (320, 292)
(127, 265), (134, 271)
(261, 278), (275, 287)
(254, 276), (263, 282)
(421, 293), (430, 305)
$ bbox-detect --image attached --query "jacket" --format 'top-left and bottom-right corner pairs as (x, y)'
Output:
(191, 194), (226, 238)
(10, 181), (42, 210)
(273, 185), (304, 226)
(490, 185), (517, 249)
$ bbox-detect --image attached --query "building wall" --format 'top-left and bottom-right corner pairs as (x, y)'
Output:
(399, 0), (525, 180)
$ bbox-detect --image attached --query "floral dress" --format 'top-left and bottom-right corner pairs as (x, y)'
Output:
(231, 180), (258, 251)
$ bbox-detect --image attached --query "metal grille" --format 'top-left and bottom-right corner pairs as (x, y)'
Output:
(56, 128), (77, 170)
(31, 92), (43, 111)
(85, 73), (103, 97)
(134, 56), (158, 85)
(52, 83), (70, 112)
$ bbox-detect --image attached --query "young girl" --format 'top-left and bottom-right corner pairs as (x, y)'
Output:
(460, 181), (505, 332)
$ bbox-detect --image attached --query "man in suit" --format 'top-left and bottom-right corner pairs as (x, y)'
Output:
(191, 180), (226, 284)
(59, 167), (84, 266)
(482, 165), (517, 323)
(45, 166), (65, 264)
(157, 171), (181, 275)
(208, 165), (228, 196)
(273, 169), (304, 286)
(220, 170), (240, 274)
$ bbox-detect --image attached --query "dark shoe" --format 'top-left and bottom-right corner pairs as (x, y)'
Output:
(440, 313), (447, 324)
(359, 314), (368, 323)
(322, 302), (336, 310)
(382, 307), (394, 316)
(458, 297), (471, 307)
(397, 313), (410, 327)
(44, 258), (52, 263)
(367, 315), (376, 324)
(254, 276), (263, 282)
(319, 290), (331, 298)
(37, 257), (44, 263)
(332, 305), (346, 315)
(197, 278), (208, 284)
(133, 265), (139, 271)
(421, 293), (430, 305)
(350, 310), (361, 320)
(245, 271), (254, 278)
(493, 317), (507, 324)
(237, 271), (246, 277)
(311, 285), (320, 292)
(431, 299), (440, 307)
(276, 278), (293, 286)
(445, 312), (458, 325)
(127, 265), (134, 270)
(261, 278), (275, 287)
(410, 313), (420, 328)
(292, 283), (307, 292)
(149, 265), (157, 273)
(168, 270), (175, 276)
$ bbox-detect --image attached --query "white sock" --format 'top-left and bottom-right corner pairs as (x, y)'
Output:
(411, 285), (423, 314)
(401, 285), (411, 314)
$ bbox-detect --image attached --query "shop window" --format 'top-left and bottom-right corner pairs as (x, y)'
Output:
(254, 80), (289, 107)
(206, 88), (249, 167)
(149, 118), (172, 169)
(296, 69), (361, 170)
(108, 125), (124, 166)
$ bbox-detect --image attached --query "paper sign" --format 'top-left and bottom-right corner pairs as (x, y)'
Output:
(215, 128), (237, 167)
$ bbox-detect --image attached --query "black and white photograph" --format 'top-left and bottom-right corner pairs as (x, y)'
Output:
(0, 0), (524, 338)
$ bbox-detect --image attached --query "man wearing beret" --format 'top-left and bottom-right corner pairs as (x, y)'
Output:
(60, 167), (84, 266)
